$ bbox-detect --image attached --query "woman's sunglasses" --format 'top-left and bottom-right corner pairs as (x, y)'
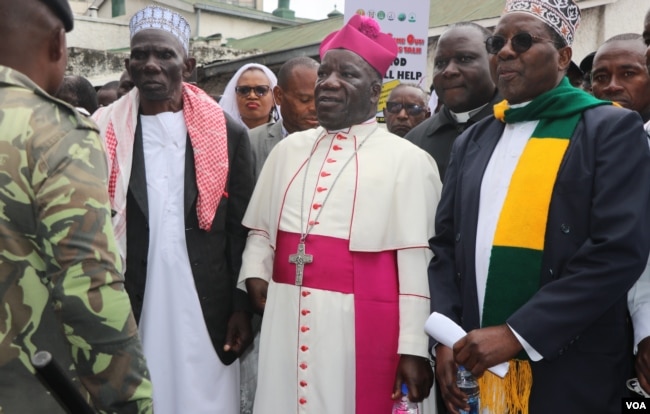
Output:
(235, 85), (271, 97)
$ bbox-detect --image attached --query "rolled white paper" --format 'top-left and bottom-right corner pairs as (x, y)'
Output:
(424, 312), (509, 378)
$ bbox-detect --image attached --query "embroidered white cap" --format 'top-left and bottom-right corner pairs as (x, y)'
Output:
(129, 5), (191, 53)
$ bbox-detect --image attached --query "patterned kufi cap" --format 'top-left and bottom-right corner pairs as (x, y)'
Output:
(504, 0), (581, 46)
(130, 6), (191, 53)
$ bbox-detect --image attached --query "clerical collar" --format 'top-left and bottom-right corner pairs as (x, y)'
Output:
(281, 122), (289, 138)
(645, 120), (650, 138)
(449, 102), (490, 123)
(325, 117), (377, 134)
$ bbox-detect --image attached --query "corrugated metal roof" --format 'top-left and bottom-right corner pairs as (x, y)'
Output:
(226, 16), (344, 51)
(225, 0), (506, 53)
(192, 1), (311, 24)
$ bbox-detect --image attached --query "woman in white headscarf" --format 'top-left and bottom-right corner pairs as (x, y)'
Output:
(220, 63), (279, 130)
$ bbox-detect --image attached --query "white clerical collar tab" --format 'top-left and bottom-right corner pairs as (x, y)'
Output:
(449, 102), (490, 123)
(325, 118), (377, 134)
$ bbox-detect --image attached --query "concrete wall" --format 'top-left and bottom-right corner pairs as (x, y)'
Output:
(193, 10), (276, 39)
(573, 0), (648, 62)
(88, 0), (281, 40)
(65, 39), (257, 87)
(66, 47), (129, 87)
(68, 15), (130, 51)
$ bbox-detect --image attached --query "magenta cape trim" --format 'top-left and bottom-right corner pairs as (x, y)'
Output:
(274, 230), (399, 413)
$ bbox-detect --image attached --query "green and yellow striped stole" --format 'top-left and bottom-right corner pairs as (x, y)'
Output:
(478, 77), (613, 414)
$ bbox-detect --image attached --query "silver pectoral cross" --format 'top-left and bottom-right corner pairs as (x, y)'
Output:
(288, 241), (313, 286)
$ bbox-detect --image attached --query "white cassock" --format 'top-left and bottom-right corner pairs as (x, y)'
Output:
(239, 120), (442, 413)
(138, 112), (239, 414)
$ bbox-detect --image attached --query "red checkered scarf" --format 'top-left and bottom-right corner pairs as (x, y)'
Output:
(93, 83), (228, 259)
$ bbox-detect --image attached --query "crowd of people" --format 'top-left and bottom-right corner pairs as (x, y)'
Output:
(3, 0), (650, 413)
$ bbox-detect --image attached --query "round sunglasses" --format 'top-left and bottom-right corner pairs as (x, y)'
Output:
(485, 32), (556, 54)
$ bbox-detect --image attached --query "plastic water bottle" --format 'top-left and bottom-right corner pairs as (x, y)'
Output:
(392, 383), (419, 414)
(457, 366), (480, 414)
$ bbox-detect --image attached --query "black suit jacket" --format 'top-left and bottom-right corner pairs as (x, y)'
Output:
(429, 105), (650, 413)
(124, 112), (254, 365)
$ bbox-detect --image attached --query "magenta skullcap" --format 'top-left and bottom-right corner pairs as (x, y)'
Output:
(504, 0), (581, 46)
(320, 14), (398, 77)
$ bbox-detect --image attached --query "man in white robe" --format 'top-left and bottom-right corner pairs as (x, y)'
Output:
(239, 14), (442, 414)
(93, 6), (254, 414)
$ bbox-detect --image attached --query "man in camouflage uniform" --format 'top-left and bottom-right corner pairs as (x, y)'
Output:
(0, 0), (153, 413)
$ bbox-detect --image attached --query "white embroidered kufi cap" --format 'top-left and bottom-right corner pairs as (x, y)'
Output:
(129, 6), (191, 53)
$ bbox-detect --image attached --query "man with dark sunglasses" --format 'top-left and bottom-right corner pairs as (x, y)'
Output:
(383, 83), (430, 137)
(430, 1), (650, 413)
(405, 22), (498, 181)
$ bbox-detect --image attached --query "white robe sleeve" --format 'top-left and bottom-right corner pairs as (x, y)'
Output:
(237, 230), (275, 292)
(628, 257), (650, 351)
(397, 247), (433, 358)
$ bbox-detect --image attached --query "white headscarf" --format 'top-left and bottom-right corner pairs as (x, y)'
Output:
(220, 63), (280, 129)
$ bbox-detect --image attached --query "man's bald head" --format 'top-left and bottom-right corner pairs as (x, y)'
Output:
(0, 0), (69, 94)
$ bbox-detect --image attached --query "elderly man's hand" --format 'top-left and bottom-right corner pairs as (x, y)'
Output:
(392, 354), (434, 403)
(636, 336), (650, 395)
(435, 345), (471, 414)
(223, 311), (253, 356)
(245, 278), (268, 315)
(453, 324), (522, 377)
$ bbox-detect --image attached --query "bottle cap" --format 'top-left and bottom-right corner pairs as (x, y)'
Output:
(458, 365), (466, 371)
(401, 383), (408, 395)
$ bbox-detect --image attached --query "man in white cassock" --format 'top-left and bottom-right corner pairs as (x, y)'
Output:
(238, 14), (442, 414)
(93, 6), (254, 414)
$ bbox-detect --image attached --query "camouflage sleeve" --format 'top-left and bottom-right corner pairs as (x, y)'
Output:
(31, 113), (153, 414)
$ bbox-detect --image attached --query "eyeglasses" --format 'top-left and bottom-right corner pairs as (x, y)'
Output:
(385, 102), (426, 116)
(235, 85), (271, 97)
(485, 32), (555, 55)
